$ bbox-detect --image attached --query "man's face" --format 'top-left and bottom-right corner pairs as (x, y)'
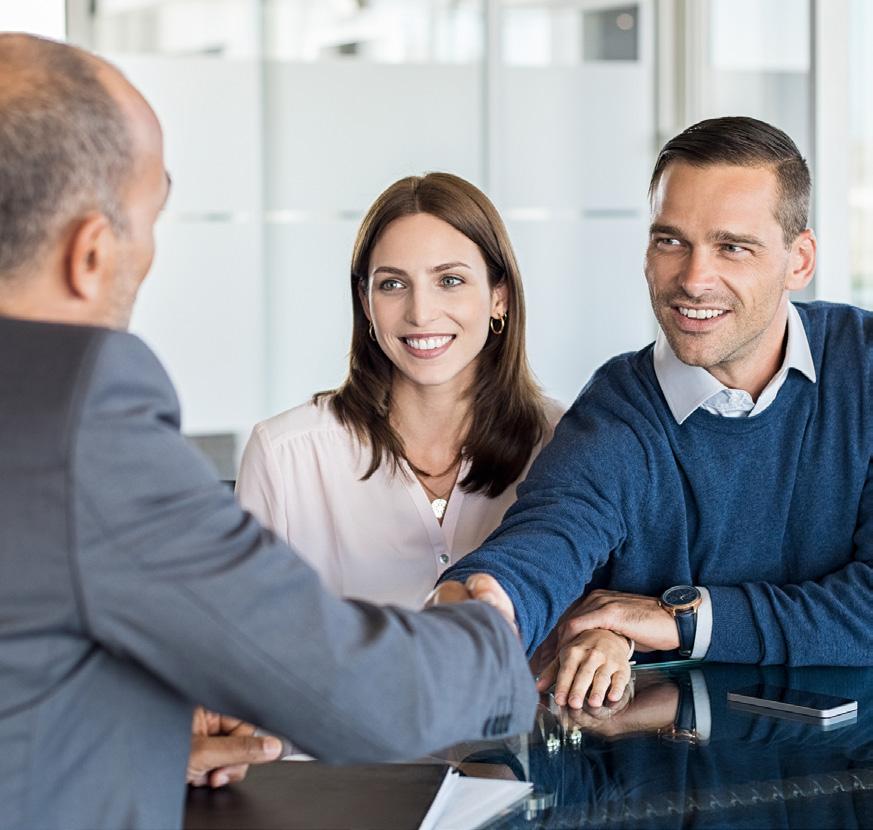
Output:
(645, 162), (802, 389)
(102, 70), (170, 328)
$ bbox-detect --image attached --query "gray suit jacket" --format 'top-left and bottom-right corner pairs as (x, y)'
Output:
(0, 317), (537, 830)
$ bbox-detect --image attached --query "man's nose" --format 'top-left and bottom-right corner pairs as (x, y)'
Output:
(679, 248), (719, 298)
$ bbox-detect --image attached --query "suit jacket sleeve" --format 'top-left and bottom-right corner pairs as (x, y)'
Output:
(70, 331), (537, 762)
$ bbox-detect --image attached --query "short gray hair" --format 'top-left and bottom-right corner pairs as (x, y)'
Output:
(0, 35), (133, 276)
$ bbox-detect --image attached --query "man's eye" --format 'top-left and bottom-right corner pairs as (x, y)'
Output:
(722, 244), (747, 255)
(440, 275), (463, 287)
(655, 237), (682, 248)
(379, 279), (404, 291)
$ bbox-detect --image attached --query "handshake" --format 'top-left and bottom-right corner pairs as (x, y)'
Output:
(426, 574), (518, 632)
(427, 576), (635, 712)
(190, 578), (674, 791)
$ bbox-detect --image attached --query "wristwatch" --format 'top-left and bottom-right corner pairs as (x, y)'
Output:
(658, 585), (702, 657)
(658, 674), (699, 744)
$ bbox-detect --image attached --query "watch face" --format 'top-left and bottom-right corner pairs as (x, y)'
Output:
(662, 585), (701, 607)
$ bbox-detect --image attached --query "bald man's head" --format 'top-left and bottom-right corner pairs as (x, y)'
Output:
(0, 34), (133, 277)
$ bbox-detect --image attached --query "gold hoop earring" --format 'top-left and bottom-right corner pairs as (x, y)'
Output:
(368, 322), (376, 341)
(490, 314), (506, 335)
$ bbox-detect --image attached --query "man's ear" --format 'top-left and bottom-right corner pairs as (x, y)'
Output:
(356, 278), (371, 321)
(65, 213), (117, 301)
(785, 228), (816, 291)
(491, 280), (509, 316)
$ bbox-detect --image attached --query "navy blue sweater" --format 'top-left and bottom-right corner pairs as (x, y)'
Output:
(443, 303), (873, 665)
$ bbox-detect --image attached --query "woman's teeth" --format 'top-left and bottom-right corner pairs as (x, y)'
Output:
(404, 335), (454, 350)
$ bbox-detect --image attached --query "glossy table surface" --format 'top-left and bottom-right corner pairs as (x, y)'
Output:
(186, 662), (873, 830)
(434, 662), (873, 829)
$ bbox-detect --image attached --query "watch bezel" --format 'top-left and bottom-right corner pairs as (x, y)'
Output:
(657, 726), (700, 745)
(659, 585), (702, 614)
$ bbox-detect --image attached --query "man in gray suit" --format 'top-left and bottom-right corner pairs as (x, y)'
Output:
(0, 34), (535, 830)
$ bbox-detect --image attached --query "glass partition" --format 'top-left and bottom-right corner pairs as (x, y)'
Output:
(849, 0), (873, 308)
(68, 0), (659, 445)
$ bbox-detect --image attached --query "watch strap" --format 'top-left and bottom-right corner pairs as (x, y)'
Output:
(675, 608), (697, 657)
(675, 676), (696, 732)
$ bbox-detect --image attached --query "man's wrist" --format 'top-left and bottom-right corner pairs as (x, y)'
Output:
(609, 630), (635, 659)
(659, 586), (703, 656)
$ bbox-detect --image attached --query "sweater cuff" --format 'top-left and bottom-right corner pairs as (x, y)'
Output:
(704, 585), (763, 663)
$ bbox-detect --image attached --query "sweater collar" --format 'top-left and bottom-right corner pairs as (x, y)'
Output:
(654, 302), (817, 425)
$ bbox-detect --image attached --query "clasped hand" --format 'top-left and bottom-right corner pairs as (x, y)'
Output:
(557, 589), (680, 653)
(427, 578), (639, 709)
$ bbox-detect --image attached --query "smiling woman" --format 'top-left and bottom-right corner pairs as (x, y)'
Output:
(236, 172), (563, 608)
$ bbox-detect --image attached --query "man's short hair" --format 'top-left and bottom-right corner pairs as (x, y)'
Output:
(0, 35), (132, 276)
(649, 116), (811, 247)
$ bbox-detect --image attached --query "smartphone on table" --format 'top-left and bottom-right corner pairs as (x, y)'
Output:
(727, 684), (857, 720)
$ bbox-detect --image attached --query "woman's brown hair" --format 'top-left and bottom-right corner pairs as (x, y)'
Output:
(315, 172), (547, 498)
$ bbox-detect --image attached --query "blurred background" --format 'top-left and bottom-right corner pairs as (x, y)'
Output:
(1, 0), (870, 475)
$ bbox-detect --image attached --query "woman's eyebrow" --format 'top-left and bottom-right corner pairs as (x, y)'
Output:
(431, 262), (471, 272)
(372, 266), (408, 276)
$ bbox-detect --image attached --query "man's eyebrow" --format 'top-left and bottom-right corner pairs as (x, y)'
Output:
(431, 261), (470, 272)
(649, 223), (683, 237)
(708, 230), (767, 248)
(649, 224), (768, 249)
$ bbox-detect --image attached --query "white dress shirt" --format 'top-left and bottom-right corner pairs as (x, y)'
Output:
(236, 399), (564, 610)
(652, 302), (817, 658)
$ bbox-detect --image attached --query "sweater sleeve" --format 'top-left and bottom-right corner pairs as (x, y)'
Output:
(705, 457), (873, 666)
(439, 378), (652, 655)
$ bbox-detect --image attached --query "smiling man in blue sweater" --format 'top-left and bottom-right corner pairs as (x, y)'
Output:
(434, 116), (873, 705)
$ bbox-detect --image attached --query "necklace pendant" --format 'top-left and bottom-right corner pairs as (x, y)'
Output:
(431, 498), (448, 520)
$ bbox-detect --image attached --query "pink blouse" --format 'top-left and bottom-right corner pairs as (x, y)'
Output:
(236, 399), (563, 609)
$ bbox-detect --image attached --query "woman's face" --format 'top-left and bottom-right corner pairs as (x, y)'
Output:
(361, 212), (507, 395)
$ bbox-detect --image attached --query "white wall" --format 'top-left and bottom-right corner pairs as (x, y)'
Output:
(0, 0), (65, 39)
(120, 55), (267, 436)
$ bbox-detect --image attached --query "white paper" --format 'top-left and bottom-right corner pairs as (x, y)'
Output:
(431, 777), (533, 830)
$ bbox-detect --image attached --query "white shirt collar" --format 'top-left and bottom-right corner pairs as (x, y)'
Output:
(653, 302), (817, 425)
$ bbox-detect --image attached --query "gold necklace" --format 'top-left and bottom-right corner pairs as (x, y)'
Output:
(409, 455), (462, 521)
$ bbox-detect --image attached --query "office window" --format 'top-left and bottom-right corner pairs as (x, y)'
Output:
(688, 0), (811, 158)
(502, 2), (639, 66)
(68, 0), (659, 441)
(849, 0), (873, 308)
(263, 0), (483, 63)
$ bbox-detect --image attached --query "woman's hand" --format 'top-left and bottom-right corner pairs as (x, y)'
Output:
(536, 628), (632, 709)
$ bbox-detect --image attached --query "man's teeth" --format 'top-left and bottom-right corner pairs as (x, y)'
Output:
(405, 335), (453, 350)
(678, 307), (725, 319)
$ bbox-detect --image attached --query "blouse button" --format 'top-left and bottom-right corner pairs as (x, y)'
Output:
(439, 553), (450, 565)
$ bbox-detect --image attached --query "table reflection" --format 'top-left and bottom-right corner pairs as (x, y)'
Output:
(440, 663), (873, 829)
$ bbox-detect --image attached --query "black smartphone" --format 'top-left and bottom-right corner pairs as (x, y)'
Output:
(727, 684), (857, 719)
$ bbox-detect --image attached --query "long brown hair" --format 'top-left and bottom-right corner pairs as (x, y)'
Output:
(315, 172), (546, 498)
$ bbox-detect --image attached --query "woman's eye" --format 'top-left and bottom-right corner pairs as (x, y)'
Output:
(440, 275), (463, 287)
(378, 278), (404, 291)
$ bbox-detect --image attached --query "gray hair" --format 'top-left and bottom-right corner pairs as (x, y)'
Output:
(0, 35), (133, 276)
